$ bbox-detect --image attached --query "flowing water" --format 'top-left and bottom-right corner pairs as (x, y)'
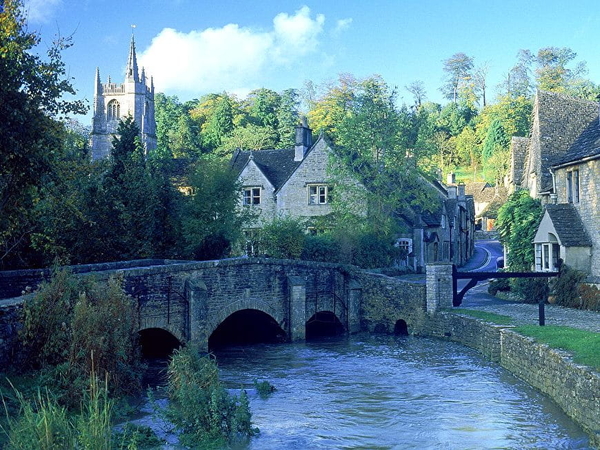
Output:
(213, 334), (592, 449)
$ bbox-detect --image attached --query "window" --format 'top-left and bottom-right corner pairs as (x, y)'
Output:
(308, 184), (329, 205)
(107, 99), (120, 121)
(243, 187), (261, 205)
(567, 169), (579, 203)
(395, 238), (412, 267)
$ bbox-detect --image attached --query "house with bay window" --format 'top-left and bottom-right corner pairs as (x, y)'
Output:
(510, 91), (600, 280)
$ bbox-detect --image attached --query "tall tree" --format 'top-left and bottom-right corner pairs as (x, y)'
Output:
(0, 0), (87, 268)
(277, 88), (300, 147)
(405, 80), (427, 108)
(441, 52), (474, 104)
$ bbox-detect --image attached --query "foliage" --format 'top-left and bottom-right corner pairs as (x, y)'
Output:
(514, 325), (600, 370)
(0, 0), (87, 268)
(1, 374), (118, 450)
(253, 380), (276, 399)
(114, 424), (165, 449)
(496, 190), (543, 271)
(20, 269), (143, 404)
(301, 233), (340, 263)
(166, 346), (257, 448)
(551, 265), (587, 308)
(488, 278), (510, 296)
(441, 52), (475, 104)
(577, 284), (600, 312)
(510, 277), (549, 304)
(182, 158), (248, 260)
(260, 216), (306, 259)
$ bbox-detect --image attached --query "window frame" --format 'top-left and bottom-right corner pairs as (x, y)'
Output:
(243, 187), (261, 206)
(308, 184), (329, 205)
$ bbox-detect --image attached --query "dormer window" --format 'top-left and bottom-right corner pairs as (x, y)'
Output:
(243, 187), (261, 205)
(308, 184), (329, 205)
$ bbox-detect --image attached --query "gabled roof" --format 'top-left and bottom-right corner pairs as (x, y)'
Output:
(230, 147), (302, 191)
(530, 91), (598, 192)
(555, 117), (600, 167)
(544, 204), (592, 247)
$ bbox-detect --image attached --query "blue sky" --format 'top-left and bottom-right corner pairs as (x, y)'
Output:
(22, 0), (600, 123)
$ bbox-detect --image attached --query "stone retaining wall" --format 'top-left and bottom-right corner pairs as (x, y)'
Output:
(425, 312), (600, 448)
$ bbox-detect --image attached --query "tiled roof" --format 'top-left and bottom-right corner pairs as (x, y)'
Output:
(545, 204), (592, 247)
(230, 147), (302, 190)
(556, 117), (600, 166)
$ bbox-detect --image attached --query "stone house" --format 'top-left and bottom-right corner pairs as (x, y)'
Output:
(463, 181), (507, 231)
(510, 91), (600, 280)
(231, 123), (475, 270)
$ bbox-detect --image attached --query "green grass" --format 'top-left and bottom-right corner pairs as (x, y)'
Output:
(514, 325), (600, 371)
(452, 309), (514, 325)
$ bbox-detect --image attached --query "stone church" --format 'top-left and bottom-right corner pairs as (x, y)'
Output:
(90, 35), (157, 159)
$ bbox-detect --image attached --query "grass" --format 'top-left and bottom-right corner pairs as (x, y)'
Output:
(451, 309), (514, 325)
(514, 325), (600, 371)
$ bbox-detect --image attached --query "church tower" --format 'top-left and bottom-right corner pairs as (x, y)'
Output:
(90, 35), (157, 160)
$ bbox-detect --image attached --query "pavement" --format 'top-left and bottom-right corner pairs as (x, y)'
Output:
(457, 240), (600, 334)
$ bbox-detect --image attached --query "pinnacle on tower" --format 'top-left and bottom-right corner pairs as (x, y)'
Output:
(126, 34), (139, 82)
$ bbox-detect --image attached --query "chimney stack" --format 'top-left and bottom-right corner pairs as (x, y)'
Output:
(447, 172), (456, 185)
(448, 186), (457, 199)
(294, 116), (313, 161)
(457, 183), (465, 200)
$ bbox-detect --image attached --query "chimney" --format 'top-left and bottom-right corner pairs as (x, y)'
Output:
(448, 186), (457, 199)
(447, 172), (456, 185)
(550, 193), (558, 204)
(457, 183), (465, 200)
(294, 117), (313, 161)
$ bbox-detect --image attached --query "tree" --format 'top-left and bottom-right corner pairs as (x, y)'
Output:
(498, 49), (535, 99)
(405, 80), (427, 108)
(534, 47), (586, 93)
(441, 52), (474, 104)
(277, 88), (300, 147)
(0, 0), (87, 268)
(496, 190), (543, 271)
(181, 159), (248, 260)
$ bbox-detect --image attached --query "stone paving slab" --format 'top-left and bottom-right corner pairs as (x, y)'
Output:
(460, 280), (600, 334)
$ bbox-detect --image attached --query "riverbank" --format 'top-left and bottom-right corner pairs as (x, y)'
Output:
(423, 291), (600, 448)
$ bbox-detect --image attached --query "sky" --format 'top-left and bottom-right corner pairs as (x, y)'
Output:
(20, 0), (600, 124)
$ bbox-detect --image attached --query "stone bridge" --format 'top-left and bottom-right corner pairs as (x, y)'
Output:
(0, 259), (452, 357)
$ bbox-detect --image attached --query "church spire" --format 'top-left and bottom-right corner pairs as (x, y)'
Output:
(126, 33), (139, 82)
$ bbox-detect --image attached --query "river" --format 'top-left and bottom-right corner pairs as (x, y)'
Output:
(213, 334), (592, 449)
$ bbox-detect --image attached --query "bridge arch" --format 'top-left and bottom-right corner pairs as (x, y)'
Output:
(208, 308), (286, 350)
(138, 327), (182, 358)
(306, 310), (345, 339)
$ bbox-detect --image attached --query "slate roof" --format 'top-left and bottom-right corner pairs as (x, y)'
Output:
(545, 204), (592, 247)
(230, 147), (302, 191)
(556, 117), (600, 167)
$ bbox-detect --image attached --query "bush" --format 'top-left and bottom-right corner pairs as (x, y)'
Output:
(578, 284), (600, 311)
(510, 277), (549, 304)
(551, 265), (586, 308)
(260, 217), (305, 259)
(166, 346), (257, 448)
(488, 278), (510, 296)
(301, 234), (340, 263)
(20, 269), (143, 406)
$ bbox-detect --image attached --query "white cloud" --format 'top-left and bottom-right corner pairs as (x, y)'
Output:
(23, 0), (62, 24)
(138, 6), (327, 96)
(333, 18), (353, 36)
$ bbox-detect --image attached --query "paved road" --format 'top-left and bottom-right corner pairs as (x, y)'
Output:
(457, 240), (600, 333)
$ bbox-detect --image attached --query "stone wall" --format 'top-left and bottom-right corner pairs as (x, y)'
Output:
(357, 271), (427, 334)
(0, 298), (26, 370)
(424, 312), (600, 447)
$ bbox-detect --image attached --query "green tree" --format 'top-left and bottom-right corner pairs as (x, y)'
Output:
(496, 190), (543, 271)
(441, 52), (475, 104)
(0, 0), (87, 268)
(181, 158), (247, 260)
(277, 88), (300, 147)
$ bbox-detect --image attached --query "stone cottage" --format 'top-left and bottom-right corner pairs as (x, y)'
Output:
(231, 122), (475, 270)
(463, 181), (507, 232)
(509, 91), (600, 280)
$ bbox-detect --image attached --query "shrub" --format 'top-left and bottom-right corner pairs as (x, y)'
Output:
(488, 278), (510, 296)
(510, 277), (549, 304)
(577, 284), (600, 311)
(166, 346), (257, 448)
(260, 217), (305, 259)
(551, 265), (586, 308)
(301, 233), (340, 263)
(20, 269), (143, 405)
(253, 379), (276, 399)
